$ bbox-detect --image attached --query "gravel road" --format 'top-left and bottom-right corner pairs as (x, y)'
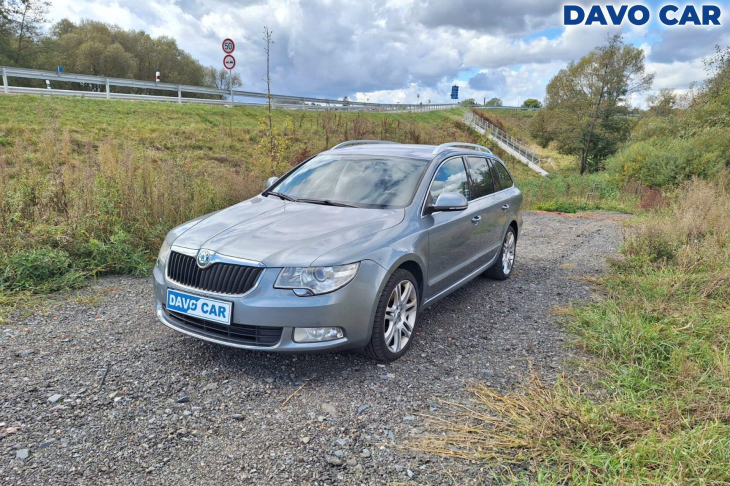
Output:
(0, 211), (624, 485)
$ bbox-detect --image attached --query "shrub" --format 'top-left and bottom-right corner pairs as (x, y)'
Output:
(417, 175), (730, 484)
(0, 247), (85, 292)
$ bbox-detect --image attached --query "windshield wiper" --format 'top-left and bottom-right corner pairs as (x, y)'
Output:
(297, 198), (357, 208)
(265, 191), (297, 202)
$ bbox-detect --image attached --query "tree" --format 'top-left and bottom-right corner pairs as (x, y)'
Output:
(646, 88), (677, 116)
(543, 35), (654, 174)
(32, 20), (212, 89)
(701, 45), (730, 106)
(485, 97), (502, 107)
(1, 0), (49, 66)
(205, 67), (242, 90)
(0, 2), (11, 63)
(522, 98), (542, 109)
(527, 109), (553, 148)
(459, 98), (476, 106)
(262, 26), (274, 170)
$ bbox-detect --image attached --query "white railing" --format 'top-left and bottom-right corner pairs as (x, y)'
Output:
(464, 111), (549, 177)
(0, 66), (457, 112)
(466, 111), (542, 165)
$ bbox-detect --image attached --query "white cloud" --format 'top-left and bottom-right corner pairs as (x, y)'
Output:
(42, 0), (725, 104)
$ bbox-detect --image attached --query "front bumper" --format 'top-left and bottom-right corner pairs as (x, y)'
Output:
(153, 259), (388, 352)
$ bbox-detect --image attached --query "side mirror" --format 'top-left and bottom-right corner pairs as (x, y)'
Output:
(265, 176), (279, 190)
(425, 192), (468, 214)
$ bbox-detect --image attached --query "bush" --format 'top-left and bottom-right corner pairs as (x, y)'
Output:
(417, 175), (730, 484)
(76, 229), (149, 276)
(607, 101), (730, 188)
(520, 173), (637, 213)
(0, 248), (85, 293)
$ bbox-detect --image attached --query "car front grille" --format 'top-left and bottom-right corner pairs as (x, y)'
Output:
(167, 251), (263, 295)
(164, 306), (283, 347)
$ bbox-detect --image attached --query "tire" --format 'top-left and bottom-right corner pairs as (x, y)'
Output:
(484, 226), (517, 281)
(363, 269), (419, 362)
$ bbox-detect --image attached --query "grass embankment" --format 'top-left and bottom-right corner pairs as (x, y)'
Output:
(0, 95), (643, 312)
(0, 97), (482, 305)
(473, 108), (578, 173)
(417, 175), (730, 484)
(472, 109), (646, 213)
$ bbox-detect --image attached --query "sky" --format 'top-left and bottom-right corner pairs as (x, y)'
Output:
(45, 0), (730, 106)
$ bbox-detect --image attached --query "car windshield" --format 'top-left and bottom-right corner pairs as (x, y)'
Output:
(269, 154), (428, 208)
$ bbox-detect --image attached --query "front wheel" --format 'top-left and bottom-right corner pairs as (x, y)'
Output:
(363, 269), (419, 362)
(485, 226), (516, 280)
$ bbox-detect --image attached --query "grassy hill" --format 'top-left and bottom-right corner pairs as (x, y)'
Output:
(0, 96), (550, 304)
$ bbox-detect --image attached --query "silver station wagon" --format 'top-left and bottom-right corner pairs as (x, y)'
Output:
(154, 141), (523, 361)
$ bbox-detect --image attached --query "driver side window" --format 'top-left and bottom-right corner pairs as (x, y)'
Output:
(429, 158), (470, 205)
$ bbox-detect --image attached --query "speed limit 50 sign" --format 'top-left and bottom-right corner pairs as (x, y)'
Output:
(222, 38), (235, 54)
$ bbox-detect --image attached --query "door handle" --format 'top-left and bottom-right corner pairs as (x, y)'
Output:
(471, 216), (482, 224)
(501, 204), (510, 211)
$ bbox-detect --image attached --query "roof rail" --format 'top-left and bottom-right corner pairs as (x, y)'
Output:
(432, 142), (492, 155)
(331, 140), (400, 150)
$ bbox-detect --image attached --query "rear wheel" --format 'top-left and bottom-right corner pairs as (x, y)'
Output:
(485, 226), (516, 280)
(363, 269), (419, 362)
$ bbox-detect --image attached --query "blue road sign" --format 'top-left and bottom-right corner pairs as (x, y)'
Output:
(450, 85), (459, 100)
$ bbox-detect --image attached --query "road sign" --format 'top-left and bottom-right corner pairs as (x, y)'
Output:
(223, 55), (236, 70)
(450, 85), (459, 100)
(222, 38), (235, 54)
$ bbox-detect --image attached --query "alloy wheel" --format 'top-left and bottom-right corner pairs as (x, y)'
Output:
(383, 280), (418, 353)
(502, 231), (516, 275)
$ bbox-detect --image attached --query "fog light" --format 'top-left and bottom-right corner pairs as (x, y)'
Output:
(293, 327), (344, 343)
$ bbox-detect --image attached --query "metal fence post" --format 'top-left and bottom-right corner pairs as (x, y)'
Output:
(2, 67), (8, 94)
(178, 85), (182, 104)
(105, 78), (110, 99)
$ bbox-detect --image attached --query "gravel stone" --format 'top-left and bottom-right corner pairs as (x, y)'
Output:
(325, 456), (343, 466)
(16, 449), (29, 460)
(47, 394), (63, 403)
(0, 211), (623, 484)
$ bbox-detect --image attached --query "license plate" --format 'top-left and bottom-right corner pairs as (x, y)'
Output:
(166, 289), (232, 325)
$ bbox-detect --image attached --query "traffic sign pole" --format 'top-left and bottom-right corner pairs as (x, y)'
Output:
(222, 39), (236, 106)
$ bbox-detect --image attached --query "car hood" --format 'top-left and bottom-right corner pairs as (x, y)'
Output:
(172, 195), (404, 267)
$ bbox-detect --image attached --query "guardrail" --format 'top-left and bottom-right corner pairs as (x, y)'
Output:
(466, 110), (542, 165)
(0, 66), (459, 112)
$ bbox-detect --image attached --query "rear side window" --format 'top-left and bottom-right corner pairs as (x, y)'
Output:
(429, 158), (470, 204)
(491, 160), (514, 190)
(466, 156), (495, 199)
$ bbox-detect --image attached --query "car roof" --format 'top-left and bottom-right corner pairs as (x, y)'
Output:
(321, 143), (493, 160)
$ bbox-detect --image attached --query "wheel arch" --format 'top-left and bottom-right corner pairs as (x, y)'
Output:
(385, 254), (426, 303)
(509, 219), (519, 239)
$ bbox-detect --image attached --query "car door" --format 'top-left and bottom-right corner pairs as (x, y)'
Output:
(487, 158), (514, 242)
(465, 156), (504, 266)
(424, 157), (484, 297)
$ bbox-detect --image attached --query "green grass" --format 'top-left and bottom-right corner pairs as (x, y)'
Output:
(520, 172), (639, 213)
(416, 176), (730, 484)
(0, 95), (633, 317)
(0, 96), (483, 314)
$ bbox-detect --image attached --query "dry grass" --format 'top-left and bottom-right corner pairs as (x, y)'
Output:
(415, 175), (730, 485)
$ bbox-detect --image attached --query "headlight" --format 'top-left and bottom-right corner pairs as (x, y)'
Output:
(157, 238), (172, 266)
(275, 263), (360, 295)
